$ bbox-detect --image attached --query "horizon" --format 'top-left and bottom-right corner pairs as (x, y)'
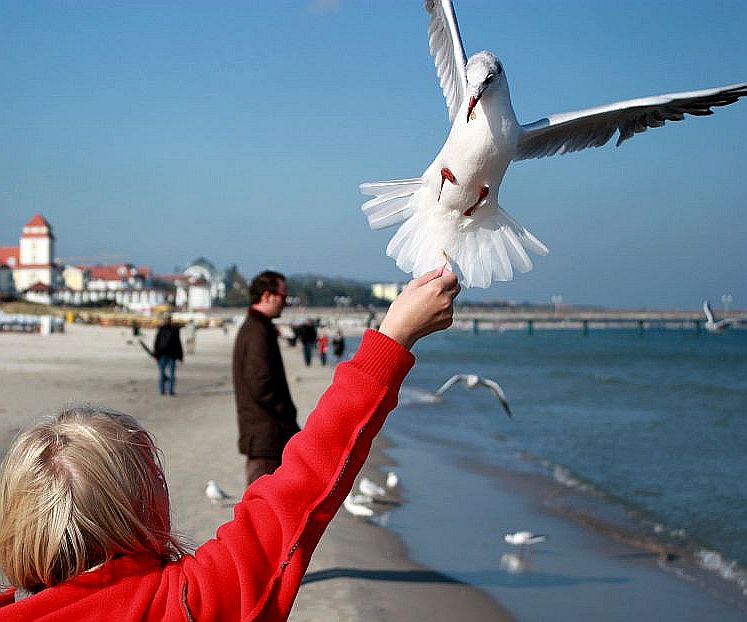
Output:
(2, 1), (745, 310)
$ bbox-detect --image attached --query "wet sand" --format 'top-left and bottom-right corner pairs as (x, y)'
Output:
(0, 322), (512, 621)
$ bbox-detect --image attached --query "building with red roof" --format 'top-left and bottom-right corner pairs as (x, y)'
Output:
(0, 214), (57, 300)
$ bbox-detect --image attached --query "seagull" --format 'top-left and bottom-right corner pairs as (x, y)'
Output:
(386, 471), (400, 490)
(343, 492), (375, 518)
(359, 476), (387, 499)
(205, 480), (232, 504)
(703, 300), (742, 333)
(504, 531), (547, 554)
(348, 493), (374, 505)
(435, 373), (511, 418)
(360, 0), (747, 288)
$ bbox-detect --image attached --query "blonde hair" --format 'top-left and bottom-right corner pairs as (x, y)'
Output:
(0, 405), (185, 591)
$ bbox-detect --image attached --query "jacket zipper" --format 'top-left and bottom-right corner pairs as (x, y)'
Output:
(280, 423), (368, 570)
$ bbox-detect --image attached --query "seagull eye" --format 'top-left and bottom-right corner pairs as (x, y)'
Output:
(484, 73), (495, 85)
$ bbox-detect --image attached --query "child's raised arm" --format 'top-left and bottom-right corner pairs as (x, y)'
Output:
(179, 269), (459, 621)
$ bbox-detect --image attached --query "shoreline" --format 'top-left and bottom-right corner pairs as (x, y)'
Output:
(382, 418), (747, 621)
(291, 434), (515, 622)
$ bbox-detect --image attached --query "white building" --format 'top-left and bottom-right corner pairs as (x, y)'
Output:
(0, 214), (59, 303)
(184, 257), (226, 304)
(371, 282), (404, 302)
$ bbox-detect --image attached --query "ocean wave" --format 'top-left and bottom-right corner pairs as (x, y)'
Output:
(531, 456), (747, 602)
(696, 550), (747, 596)
(551, 464), (597, 494)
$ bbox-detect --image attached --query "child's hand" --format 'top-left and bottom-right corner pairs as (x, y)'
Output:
(378, 267), (460, 349)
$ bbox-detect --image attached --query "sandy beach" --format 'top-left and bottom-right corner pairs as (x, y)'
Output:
(0, 322), (512, 621)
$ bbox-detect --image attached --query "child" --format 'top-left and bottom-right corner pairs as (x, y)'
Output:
(0, 268), (458, 621)
(316, 331), (329, 366)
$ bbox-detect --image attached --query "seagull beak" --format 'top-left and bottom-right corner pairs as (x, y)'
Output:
(467, 95), (478, 123)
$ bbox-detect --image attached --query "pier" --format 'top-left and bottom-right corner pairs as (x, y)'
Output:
(280, 307), (746, 335)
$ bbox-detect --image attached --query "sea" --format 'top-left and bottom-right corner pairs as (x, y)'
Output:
(355, 328), (747, 620)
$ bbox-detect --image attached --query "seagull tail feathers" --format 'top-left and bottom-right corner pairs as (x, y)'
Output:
(383, 196), (549, 289)
(360, 177), (423, 230)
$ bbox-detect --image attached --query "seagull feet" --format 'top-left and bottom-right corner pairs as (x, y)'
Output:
(463, 185), (489, 217)
(438, 167), (457, 200)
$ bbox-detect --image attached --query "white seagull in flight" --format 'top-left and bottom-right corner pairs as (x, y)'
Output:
(360, 0), (747, 288)
(702, 300), (743, 333)
(435, 373), (511, 418)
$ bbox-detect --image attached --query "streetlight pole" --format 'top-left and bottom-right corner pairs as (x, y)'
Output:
(721, 293), (733, 314)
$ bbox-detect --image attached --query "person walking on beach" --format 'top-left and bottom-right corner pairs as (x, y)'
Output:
(332, 329), (346, 363)
(0, 267), (458, 622)
(233, 270), (298, 485)
(317, 331), (329, 366)
(297, 318), (317, 367)
(153, 314), (183, 396)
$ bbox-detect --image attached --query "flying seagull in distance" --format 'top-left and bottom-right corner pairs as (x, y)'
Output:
(205, 480), (232, 505)
(360, 0), (747, 288)
(435, 373), (512, 418)
(702, 300), (743, 333)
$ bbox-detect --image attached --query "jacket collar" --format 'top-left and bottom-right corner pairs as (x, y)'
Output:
(0, 553), (163, 609)
(249, 307), (273, 325)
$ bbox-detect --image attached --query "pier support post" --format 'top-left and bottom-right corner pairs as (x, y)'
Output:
(527, 320), (534, 335)
(694, 319), (702, 335)
(472, 318), (479, 335)
(638, 320), (645, 337)
(582, 320), (589, 336)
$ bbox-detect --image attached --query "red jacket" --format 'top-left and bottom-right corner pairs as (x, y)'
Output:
(0, 330), (414, 621)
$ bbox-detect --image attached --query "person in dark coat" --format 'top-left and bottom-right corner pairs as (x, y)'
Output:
(232, 270), (299, 485)
(332, 329), (346, 363)
(153, 314), (183, 396)
(296, 319), (317, 367)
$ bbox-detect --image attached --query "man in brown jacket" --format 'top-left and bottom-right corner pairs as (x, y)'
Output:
(232, 270), (299, 485)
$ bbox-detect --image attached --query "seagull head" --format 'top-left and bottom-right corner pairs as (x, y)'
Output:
(465, 51), (503, 123)
(465, 374), (480, 388)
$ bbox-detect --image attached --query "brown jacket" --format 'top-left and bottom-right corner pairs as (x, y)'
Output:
(232, 309), (298, 458)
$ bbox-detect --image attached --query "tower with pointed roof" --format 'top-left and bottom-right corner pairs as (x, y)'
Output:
(14, 213), (55, 292)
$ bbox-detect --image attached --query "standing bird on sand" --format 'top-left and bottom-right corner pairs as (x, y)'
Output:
(205, 480), (232, 505)
(435, 373), (511, 418)
(359, 476), (387, 499)
(360, 0), (747, 288)
(504, 531), (547, 555)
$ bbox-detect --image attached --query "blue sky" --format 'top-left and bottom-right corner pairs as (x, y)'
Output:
(1, 1), (745, 308)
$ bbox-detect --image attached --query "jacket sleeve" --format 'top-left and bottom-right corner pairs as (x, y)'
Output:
(179, 330), (415, 621)
(174, 329), (183, 361)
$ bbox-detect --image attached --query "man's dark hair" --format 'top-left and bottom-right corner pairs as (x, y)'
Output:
(249, 270), (286, 305)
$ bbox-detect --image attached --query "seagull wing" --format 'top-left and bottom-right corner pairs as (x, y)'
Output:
(435, 374), (465, 395)
(515, 82), (747, 160)
(703, 301), (715, 323)
(478, 378), (512, 418)
(424, 0), (468, 124)
(717, 318), (743, 329)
